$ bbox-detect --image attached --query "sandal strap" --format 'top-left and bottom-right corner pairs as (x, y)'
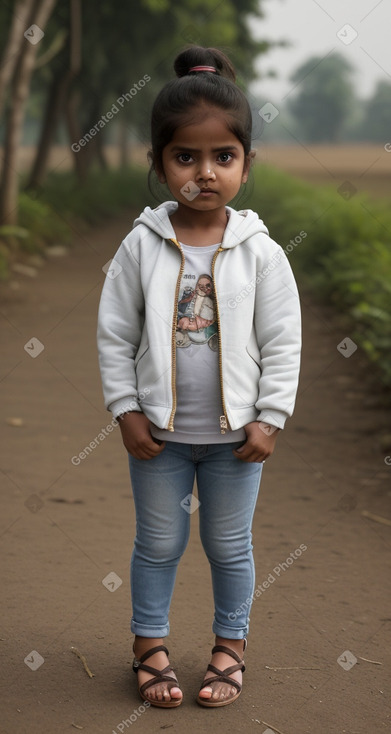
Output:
(135, 644), (169, 665)
(199, 673), (242, 694)
(139, 674), (179, 697)
(207, 661), (244, 677)
(135, 662), (174, 677)
(211, 645), (245, 671)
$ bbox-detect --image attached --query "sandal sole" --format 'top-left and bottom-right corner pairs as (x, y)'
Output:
(196, 689), (241, 707)
(138, 689), (183, 708)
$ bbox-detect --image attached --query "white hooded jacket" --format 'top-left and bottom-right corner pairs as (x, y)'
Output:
(97, 201), (301, 433)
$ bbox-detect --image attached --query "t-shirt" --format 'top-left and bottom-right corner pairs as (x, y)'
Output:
(150, 242), (246, 444)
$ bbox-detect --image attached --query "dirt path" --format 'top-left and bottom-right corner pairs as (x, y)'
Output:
(1, 214), (390, 734)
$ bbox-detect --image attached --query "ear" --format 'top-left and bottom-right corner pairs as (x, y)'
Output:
(150, 154), (166, 184)
(156, 167), (166, 184)
(241, 149), (256, 184)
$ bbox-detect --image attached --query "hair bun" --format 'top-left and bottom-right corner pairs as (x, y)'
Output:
(174, 45), (236, 81)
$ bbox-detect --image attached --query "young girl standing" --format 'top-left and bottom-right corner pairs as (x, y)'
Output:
(97, 45), (301, 708)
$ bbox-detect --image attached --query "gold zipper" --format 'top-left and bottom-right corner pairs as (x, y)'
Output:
(167, 238), (185, 431)
(211, 246), (231, 434)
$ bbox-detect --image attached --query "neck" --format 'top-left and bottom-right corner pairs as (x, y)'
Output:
(173, 203), (228, 231)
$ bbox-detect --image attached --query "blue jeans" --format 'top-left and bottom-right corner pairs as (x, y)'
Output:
(128, 441), (263, 640)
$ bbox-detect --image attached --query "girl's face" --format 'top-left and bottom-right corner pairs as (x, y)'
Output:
(157, 108), (251, 213)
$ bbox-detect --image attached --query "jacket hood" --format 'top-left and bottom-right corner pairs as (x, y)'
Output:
(133, 201), (269, 249)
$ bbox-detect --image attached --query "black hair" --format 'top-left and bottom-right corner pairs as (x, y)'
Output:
(149, 45), (253, 179)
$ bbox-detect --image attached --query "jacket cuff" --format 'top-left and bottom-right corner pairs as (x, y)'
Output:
(108, 396), (142, 419)
(258, 410), (287, 430)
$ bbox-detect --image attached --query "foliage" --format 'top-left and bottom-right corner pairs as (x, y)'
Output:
(287, 53), (355, 142)
(357, 81), (391, 142)
(246, 165), (391, 387)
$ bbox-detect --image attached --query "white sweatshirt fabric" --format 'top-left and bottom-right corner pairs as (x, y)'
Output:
(97, 201), (302, 433)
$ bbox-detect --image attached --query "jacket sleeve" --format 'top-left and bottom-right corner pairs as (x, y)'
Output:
(254, 243), (302, 429)
(96, 232), (145, 417)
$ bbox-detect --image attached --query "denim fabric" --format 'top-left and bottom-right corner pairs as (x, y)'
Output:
(128, 440), (263, 639)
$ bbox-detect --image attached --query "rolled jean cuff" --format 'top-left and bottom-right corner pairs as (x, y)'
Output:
(130, 618), (170, 637)
(212, 619), (248, 639)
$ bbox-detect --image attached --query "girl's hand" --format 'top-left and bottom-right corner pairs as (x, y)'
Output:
(118, 412), (166, 460)
(233, 421), (280, 463)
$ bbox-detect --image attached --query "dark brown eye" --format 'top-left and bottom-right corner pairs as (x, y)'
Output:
(218, 152), (233, 163)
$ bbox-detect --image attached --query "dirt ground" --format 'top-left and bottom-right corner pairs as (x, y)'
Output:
(1, 212), (390, 734)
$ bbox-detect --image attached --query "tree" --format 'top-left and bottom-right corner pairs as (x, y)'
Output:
(287, 52), (355, 142)
(0, 0), (33, 119)
(358, 81), (391, 142)
(26, 0), (81, 189)
(0, 0), (57, 224)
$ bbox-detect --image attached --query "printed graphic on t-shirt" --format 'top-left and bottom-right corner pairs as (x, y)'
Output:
(176, 272), (218, 351)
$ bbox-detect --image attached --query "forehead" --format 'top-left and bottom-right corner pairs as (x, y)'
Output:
(166, 107), (242, 150)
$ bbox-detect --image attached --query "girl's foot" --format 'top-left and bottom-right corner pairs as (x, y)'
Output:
(198, 637), (245, 705)
(133, 637), (183, 705)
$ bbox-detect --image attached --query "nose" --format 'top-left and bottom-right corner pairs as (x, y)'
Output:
(195, 159), (216, 183)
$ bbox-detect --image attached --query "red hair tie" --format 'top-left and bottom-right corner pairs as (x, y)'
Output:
(188, 65), (217, 73)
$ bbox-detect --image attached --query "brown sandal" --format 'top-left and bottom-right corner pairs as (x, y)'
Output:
(197, 644), (246, 707)
(132, 644), (182, 708)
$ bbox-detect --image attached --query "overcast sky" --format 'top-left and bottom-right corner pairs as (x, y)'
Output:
(249, 0), (390, 103)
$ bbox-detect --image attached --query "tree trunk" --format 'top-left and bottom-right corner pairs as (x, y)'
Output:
(0, 0), (33, 119)
(26, 0), (81, 190)
(0, 0), (57, 225)
(25, 67), (70, 190)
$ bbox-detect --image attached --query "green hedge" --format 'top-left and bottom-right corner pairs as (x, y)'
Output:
(246, 165), (391, 388)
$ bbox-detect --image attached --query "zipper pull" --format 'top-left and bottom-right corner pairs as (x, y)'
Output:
(219, 415), (228, 434)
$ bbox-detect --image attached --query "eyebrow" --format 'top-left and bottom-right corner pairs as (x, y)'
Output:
(170, 145), (239, 153)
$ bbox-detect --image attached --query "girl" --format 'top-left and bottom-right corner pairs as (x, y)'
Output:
(97, 45), (301, 708)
